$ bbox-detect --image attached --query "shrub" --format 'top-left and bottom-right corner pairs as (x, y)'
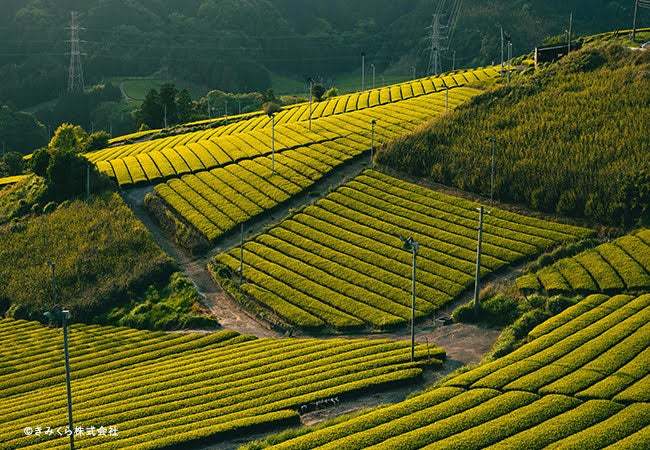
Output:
(324, 87), (339, 99)
(85, 130), (111, 152)
(30, 148), (50, 177)
(42, 201), (57, 214)
(546, 295), (577, 315)
(511, 309), (550, 339)
(453, 295), (519, 326)
(0, 151), (24, 176)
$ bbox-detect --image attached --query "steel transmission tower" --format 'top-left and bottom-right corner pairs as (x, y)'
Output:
(632, 1), (650, 40)
(425, 0), (463, 75)
(67, 11), (85, 93)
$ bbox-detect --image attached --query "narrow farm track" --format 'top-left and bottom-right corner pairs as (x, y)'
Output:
(122, 186), (278, 338)
(121, 156), (370, 337)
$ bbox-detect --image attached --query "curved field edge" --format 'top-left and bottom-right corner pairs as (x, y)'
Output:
(517, 228), (650, 296)
(0, 321), (446, 449)
(241, 292), (650, 449)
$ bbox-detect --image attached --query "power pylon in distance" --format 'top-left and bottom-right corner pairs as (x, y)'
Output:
(425, 0), (463, 75)
(66, 11), (85, 93)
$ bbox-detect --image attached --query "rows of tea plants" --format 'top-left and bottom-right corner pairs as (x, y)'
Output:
(93, 87), (481, 187)
(89, 67), (497, 164)
(149, 88), (480, 241)
(0, 318), (444, 449)
(517, 229), (650, 294)
(244, 293), (650, 449)
(212, 170), (590, 331)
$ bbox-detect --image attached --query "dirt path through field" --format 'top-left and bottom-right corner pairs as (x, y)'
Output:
(122, 187), (279, 338)
(121, 156), (371, 337)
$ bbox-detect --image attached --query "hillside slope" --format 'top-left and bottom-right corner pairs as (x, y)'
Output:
(377, 43), (650, 227)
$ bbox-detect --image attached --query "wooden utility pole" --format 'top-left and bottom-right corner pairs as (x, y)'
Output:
(473, 206), (485, 316)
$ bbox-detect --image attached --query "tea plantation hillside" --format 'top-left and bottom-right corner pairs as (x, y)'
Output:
(377, 43), (650, 227)
(0, 187), (215, 330)
(212, 170), (590, 332)
(517, 229), (650, 295)
(244, 292), (650, 449)
(0, 320), (443, 449)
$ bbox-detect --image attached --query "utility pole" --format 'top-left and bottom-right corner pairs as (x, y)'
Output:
(401, 237), (419, 362)
(239, 223), (244, 284)
(489, 138), (496, 204)
(500, 25), (505, 75)
(164, 104), (168, 129)
(361, 52), (366, 91)
(308, 78), (313, 131)
(45, 301), (75, 450)
(452, 50), (456, 71)
(271, 113), (276, 173)
(370, 119), (376, 166)
(62, 310), (74, 450)
(207, 95), (211, 118)
(238, 100), (242, 115)
(412, 66), (416, 80)
(507, 41), (513, 83)
(566, 11), (573, 55)
(86, 164), (90, 200)
(631, 1), (650, 42)
(473, 207), (485, 316)
(225, 100), (228, 117)
(371, 64), (376, 89)
(66, 11), (85, 93)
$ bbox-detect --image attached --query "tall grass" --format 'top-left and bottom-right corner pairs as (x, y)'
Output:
(377, 44), (650, 227)
(0, 193), (176, 321)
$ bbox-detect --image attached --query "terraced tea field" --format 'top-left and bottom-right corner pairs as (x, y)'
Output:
(517, 229), (650, 294)
(148, 87), (481, 242)
(89, 67), (497, 170)
(212, 170), (590, 331)
(0, 319), (443, 449)
(92, 85), (482, 187)
(245, 293), (650, 449)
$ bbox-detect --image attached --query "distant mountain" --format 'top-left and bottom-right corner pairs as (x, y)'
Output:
(0, 1), (638, 108)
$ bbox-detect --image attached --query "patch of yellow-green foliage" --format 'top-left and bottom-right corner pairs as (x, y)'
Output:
(0, 321), (443, 449)
(244, 293), (650, 449)
(212, 170), (590, 331)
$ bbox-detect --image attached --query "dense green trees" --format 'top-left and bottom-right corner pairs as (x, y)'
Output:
(0, 104), (48, 154)
(0, 1), (639, 111)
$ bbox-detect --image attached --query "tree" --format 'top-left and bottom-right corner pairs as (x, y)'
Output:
(260, 89), (277, 105)
(31, 148), (51, 177)
(45, 150), (89, 200)
(0, 152), (24, 176)
(263, 101), (282, 116)
(159, 83), (179, 125)
(311, 83), (327, 102)
(0, 105), (48, 155)
(85, 131), (111, 152)
(176, 89), (193, 123)
(48, 124), (88, 153)
(138, 89), (163, 129)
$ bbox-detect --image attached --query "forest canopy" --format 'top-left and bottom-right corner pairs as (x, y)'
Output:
(0, 1), (639, 109)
